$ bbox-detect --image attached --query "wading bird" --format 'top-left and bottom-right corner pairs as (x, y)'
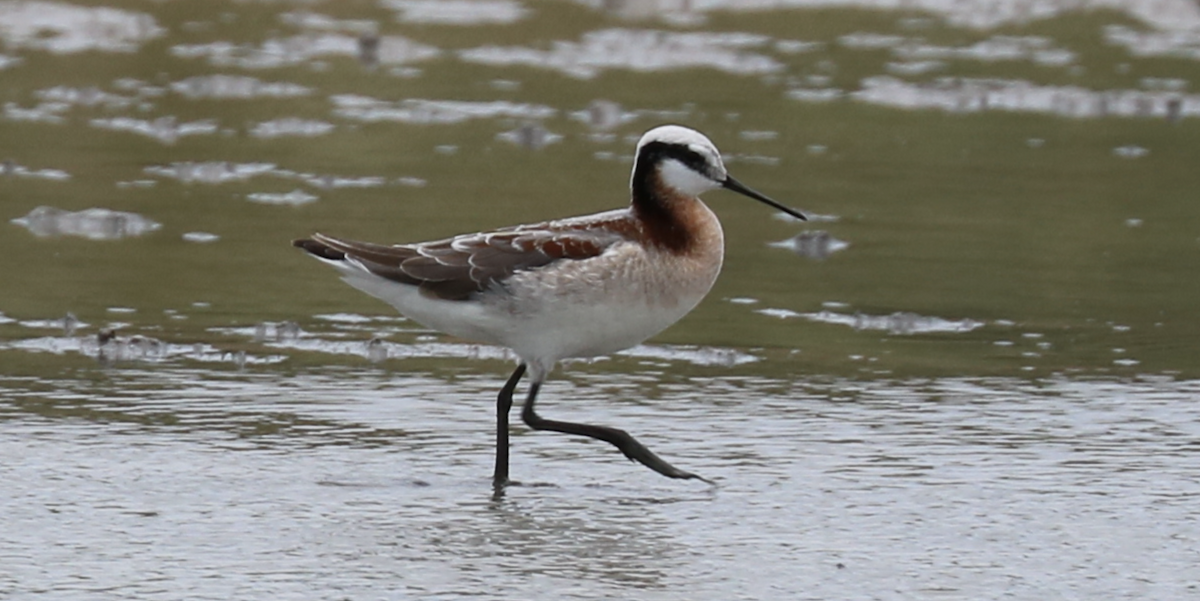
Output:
(294, 125), (806, 487)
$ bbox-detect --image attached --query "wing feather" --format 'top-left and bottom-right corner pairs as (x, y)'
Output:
(295, 218), (630, 301)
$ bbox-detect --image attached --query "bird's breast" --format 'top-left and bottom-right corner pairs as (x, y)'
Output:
(490, 204), (724, 361)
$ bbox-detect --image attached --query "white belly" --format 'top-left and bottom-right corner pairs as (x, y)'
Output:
(333, 239), (723, 373)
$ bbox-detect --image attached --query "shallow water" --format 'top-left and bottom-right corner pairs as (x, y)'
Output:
(2, 1), (1200, 599)
(3, 365), (1198, 599)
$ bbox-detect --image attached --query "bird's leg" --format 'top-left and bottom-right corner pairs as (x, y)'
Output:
(520, 380), (711, 483)
(493, 363), (526, 489)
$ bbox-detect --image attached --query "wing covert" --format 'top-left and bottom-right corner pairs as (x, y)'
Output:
(297, 225), (624, 301)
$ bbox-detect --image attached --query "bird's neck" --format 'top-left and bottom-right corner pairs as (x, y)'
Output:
(631, 166), (702, 254)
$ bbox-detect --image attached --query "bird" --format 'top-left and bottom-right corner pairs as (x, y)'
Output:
(293, 124), (806, 487)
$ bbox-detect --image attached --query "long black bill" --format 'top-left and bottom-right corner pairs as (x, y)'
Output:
(722, 175), (807, 221)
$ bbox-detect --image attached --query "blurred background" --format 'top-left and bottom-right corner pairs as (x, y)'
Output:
(3, 0), (1198, 377)
(2, 2), (1198, 600)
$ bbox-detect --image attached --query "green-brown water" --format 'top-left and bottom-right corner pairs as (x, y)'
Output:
(2, 1), (1198, 599)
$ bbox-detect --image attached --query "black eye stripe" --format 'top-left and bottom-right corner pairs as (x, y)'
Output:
(629, 140), (709, 252)
(636, 141), (710, 175)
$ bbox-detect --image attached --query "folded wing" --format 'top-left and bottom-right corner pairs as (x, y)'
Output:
(294, 224), (626, 301)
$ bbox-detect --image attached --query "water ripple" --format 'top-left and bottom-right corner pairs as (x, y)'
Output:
(171, 34), (439, 69)
(0, 1), (164, 53)
(459, 29), (782, 79)
(2, 368), (1197, 599)
(11, 206), (160, 240)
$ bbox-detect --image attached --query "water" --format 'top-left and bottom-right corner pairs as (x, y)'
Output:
(3, 367), (1198, 599)
(2, 1), (1200, 599)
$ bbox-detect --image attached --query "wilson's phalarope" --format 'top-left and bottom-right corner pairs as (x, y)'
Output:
(294, 124), (806, 486)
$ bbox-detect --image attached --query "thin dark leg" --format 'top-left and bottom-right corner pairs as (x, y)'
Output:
(520, 381), (711, 483)
(493, 364), (526, 488)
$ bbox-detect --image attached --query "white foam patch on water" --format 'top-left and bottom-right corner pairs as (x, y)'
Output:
(496, 124), (562, 149)
(769, 231), (850, 260)
(331, 95), (556, 124)
(569, 100), (665, 131)
(143, 162), (397, 190)
(760, 308), (986, 335)
(0, 1), (164, 53)
(459, 29), (783, 79)
(170, 76), (313, 99)
(90, 117), (219, 145)
(249, 118), (335, 139)
(1106, 24), (1200, 60)
(145, 162), (277, 184)
(4, 100), (67, 123)
(278, 11), (379, 34)
(739, 130), (779, 141)
(381, 0), (530, 25)
(575, 0), (1200, 31)
(7, 85), (143, 122)
(11, 206), (160, 240)
(182, 232), (220, 243)
(837, 76), (1200, 120)
(0, 161), (69, 180)
(618, 344), (760, 367)
(725, 153), (779, 166)
(785, 88), (843, 102)
(2, 335), (284, 366)
(246, 190), (319, 206)
(16, 317), (87, 330)
(209, 324), (760, 368)
(260, 335), (516, 363)
(886, 60), (945, 75)
(171, 34), (439, 69)
(893, 35), (1076, 65)
(775, 39), (824, 54)
(313, 314), (378, 324)
(1113, 145), (1149, 158)
(297, 174), (387, 189)
(840, 33), (1075, 67)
